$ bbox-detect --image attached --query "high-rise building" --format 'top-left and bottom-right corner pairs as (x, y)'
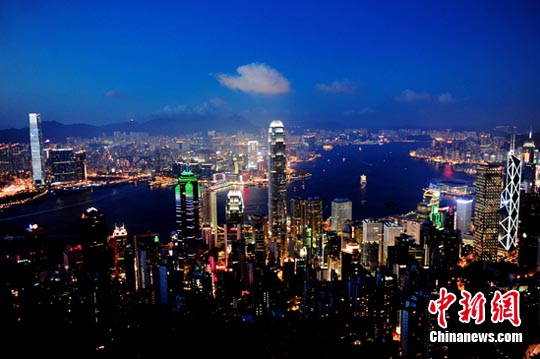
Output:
(201, 188), (218, 248)
(499, 133), (521, 251)
(381, 221), (405, 266)
(290, 196), (324, 251)
(74, 150), (88, 181)
(49, 148), (76, 184)
(80, 206), (114, 329)
(247, 140), (259, 170)
(331, 198), (352, 233)
(473, 163), (503, 262)
(361, 219), (383, 266)
(521, 131), (536, 193)
(455, 196), (473, 234)
(29, 113), (45, 186)
(175, 165), (202, 249)
(267, 120), (287, 264)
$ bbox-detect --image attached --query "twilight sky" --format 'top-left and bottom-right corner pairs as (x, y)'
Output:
(1, 0), (539, 132)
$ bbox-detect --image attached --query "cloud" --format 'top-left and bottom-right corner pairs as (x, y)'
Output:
(438, 92), (455, 103)
(395, 89), (432, 102)
(216, 63), (291, 94)
(162, 99), (229, 116)
(105, 90), (126, 98)
(315, 79), (357, 94)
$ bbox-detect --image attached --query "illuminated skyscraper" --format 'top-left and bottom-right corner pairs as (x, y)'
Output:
(49, 148), (76, 184)
(247, 140), (259, 170)
(80, 206), (114, 330)
(267, 120), (287, 264)
(29, 113), (45, 186)
(455, 196), (473, 234)
(331, 198), (352, 233)
(473, 163), (503, 262)
(362, 219), (383, 266)
(290, 196), (324, 250)
(521, 131), (536, 194)
(175, 165), (202, 248)
(499, 132), (521, 251)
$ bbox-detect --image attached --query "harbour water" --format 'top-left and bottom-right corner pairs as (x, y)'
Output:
(0, 142), (473, 241)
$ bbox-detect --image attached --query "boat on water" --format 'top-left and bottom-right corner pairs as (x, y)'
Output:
(360, 174), (367, 187)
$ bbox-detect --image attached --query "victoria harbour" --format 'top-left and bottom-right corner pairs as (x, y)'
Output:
(0, 141), (473, 240)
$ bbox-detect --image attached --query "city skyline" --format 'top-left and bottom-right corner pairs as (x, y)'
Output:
(1, 0), (539, 133)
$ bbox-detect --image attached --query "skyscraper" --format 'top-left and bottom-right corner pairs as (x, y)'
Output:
(267, 120), (287, 264)
(499, 132), (521, 251)
(29, 113), (45, 186)
(521, 131), (536, 194)
(331, 198), (352, 233)
(247, 140), (259, 170)
(473, 163), (503, 262)
(175, 165), (202, 249)
(290, 196), (324, 250)
(455, 196), (473, 234)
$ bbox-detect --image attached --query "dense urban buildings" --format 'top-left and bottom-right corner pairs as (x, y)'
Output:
(0, 119), (539, 358)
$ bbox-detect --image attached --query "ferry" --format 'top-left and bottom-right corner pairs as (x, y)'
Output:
(360, 174), (367, 187)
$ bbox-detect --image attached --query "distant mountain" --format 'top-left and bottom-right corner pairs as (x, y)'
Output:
(1, 117), (539, 145)
(0, 115), (261, 143)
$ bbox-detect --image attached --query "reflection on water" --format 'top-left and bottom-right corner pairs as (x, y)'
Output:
(1, 142), (473, 239)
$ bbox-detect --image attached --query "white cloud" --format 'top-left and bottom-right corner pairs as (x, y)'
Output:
(216, 63), (291, 94)
(395, 89), (432, 102)
(315, 79), (357, 94)
(438, 92), (455, 103)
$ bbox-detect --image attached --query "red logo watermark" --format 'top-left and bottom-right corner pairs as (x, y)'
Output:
(428, 288), (521, 328)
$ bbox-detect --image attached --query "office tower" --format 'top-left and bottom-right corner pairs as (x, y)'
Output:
(249, 214), (267, 265)
(406, 220), (422, 245)
(226, 189), (244, 228)
(247, 140), (259, 170)
(225, 189), (245, 272)
(49, 148), (76, 184)
(401, 290), (442, 359)
(473, 163), (503, 262)
(74, 150), (88, 181)
(201, 188), (218, 248)
(455, 196), (473, 234)
(107, 224), (128, 280)
(267, 120), (287, 264)
(0, 143), (25, 172)
(381, 221), (405, 266)
(80, 206), (114, 329)
(290, 196), (324, 252)
(361, 219), (383, 266)
(133, 232), (168, 305)
(499, 133), (521, 251)
(175, 165), (202, 249)
(521, 132), (536, 193)
(331, 198), (352, 233)
(29, 113), (45, 186)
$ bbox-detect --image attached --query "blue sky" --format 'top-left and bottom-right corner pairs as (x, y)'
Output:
(1, 0), (539, 132)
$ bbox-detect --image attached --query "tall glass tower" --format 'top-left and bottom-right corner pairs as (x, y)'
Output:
(267, 120), (287, 263)
(29, 113), (45, 186)
(499, 132), (521, 251)
(473, 163), (503, 262)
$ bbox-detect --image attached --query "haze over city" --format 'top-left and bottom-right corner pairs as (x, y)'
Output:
(1, 0), (539, 132)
